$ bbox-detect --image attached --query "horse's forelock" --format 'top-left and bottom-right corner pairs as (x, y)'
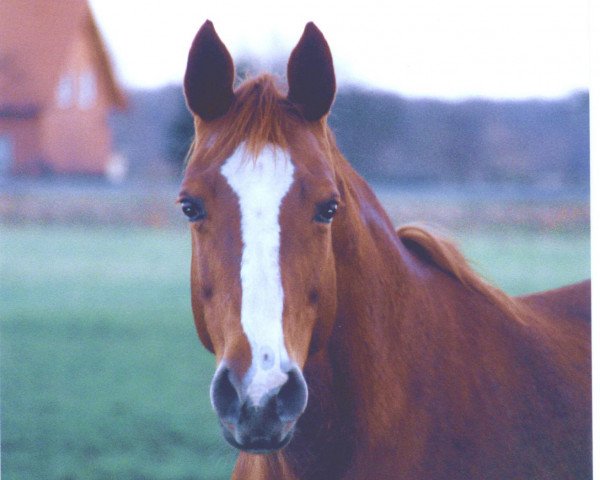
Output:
(188, 75), (299, 167)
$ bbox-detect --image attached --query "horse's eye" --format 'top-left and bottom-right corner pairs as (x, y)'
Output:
(181, 199), (206, 222)
(315, 200), (338, 224)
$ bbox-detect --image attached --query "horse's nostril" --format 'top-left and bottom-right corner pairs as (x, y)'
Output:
(210, 366), (241, 421)
(276, 367), (308, 421)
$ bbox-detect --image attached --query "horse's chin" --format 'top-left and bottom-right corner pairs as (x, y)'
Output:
(222, 425), (295, 455)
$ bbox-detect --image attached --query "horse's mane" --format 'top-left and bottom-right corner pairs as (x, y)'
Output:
(189, 74), (305, 163)
(398, 225), (530, 323)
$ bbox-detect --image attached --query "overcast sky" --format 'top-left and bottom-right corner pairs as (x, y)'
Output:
(89, 0), (590, 99)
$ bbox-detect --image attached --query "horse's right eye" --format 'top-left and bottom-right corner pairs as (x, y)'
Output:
(181, 199), (206, 222)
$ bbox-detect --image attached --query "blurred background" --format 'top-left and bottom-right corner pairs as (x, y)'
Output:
(0, 0), (591, 479)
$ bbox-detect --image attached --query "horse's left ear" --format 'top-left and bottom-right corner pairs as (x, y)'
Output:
(184, 20), (235, 121)
(287, 22), (336, 121)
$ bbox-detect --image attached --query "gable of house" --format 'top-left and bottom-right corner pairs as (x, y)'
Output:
(0, 0), (126, 175)
(0, 0), (125, 113)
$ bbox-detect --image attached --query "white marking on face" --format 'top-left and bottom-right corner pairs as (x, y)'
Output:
(220, 143), (295, 406)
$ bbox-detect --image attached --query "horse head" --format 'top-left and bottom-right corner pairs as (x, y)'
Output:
(179, 20), (340, 453)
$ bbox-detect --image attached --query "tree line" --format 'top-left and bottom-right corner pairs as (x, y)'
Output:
(111, 84), (589, 187)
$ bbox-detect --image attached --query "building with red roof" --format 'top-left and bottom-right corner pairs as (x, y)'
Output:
(0, 0), (126, 177)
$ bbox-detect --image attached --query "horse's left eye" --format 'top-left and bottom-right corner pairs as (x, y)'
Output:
(315, 200), (338, 223)
(181, 199), (206, 222)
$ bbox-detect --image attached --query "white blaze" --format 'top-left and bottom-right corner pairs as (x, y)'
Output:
(220, 143), (295, 406)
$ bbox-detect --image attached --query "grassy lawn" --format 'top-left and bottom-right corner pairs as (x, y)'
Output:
(458, 227), (590, 295)
(0, 223), (590, 479)
(1, 225), (236, 480)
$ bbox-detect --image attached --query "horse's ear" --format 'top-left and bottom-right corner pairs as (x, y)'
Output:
(287, 22), (336, 121)
(184, 20), (235, 121)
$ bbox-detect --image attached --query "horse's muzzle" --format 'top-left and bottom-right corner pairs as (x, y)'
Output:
(210, 363), (308, 453)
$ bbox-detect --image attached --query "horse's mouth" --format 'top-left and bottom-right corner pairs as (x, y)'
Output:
(221, 423), (295, 454)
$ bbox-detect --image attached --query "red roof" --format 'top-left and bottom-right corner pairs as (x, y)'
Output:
(0, 0), (126, 113)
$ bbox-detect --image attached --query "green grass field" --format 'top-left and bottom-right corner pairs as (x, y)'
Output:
(1, 223), (590, 480)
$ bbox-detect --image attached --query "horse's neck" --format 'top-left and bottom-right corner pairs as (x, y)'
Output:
(267, 161), (590, 479)
(329, 168), (416, 433)
(279, 167), (424, 477)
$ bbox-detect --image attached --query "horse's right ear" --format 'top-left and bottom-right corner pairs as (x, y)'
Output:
(184, 20), (235, 121)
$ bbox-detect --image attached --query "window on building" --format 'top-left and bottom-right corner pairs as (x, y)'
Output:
(0, 134), (14, 176)
(56, 73), (74, 108)
(78, 70), (97, 109)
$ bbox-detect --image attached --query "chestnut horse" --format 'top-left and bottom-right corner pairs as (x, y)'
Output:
(178, 20), (591, 479)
